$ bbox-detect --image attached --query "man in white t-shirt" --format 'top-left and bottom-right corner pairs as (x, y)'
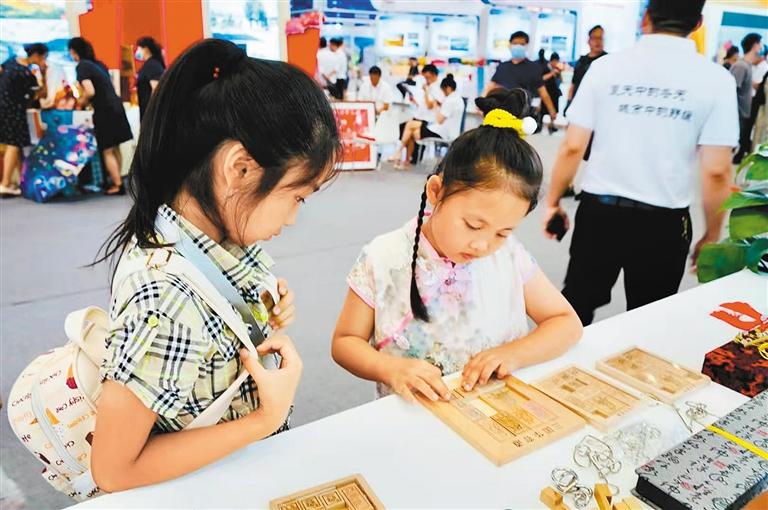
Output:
(396, 63), (445, 165)
(330, 37), (348, 100)
(543, 0), (737, 325)
(392, 74), (463, 168)
(357, 66), (395, 115)
(316, 37), (337, 95)
(751, 49), (767, 95)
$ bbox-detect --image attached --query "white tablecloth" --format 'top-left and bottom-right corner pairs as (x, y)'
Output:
(72, 271), (766, 509)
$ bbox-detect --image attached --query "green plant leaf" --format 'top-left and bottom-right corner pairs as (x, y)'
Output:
(745, 157), (768, 181)
(729, 206), (768, 238)
(721, 191), (768, 211)
(697, 242), (748, 283)
(746, 238), (768, 273)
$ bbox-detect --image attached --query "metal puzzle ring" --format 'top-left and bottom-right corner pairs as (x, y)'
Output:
(551, 467), (579, 491)
(571, 485), (593, 509)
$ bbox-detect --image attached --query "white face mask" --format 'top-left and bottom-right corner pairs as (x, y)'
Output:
(134, 48), (145, 61)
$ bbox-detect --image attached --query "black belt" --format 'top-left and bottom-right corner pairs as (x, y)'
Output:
(580, 192), (687, 213)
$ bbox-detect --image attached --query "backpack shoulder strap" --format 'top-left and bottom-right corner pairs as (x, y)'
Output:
(111, 251), (257, 354)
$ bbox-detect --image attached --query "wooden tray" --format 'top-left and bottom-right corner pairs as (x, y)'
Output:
(269, 474), (384, 510)
(533, 365), (644, 431)
(418, 376), (585, 466)
(596, 347), (709, 404)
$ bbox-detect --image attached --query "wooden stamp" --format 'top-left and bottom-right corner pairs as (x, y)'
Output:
(417, 376), (585, 466)
(269, 474), (384, 510)
(318, 490), (346, 510)
(620, 496), (642, 510)
(299, 495), (324, 510)
(533, 365), (644, 431)
(540, 486), (571, 509)
(596, 347), (709, 404)
(594, 483), (613, 510)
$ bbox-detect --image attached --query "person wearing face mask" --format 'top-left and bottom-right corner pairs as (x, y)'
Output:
(482, 31), (558, 130)
(135, 36), (166, 119)
(0, 43), (48, 197)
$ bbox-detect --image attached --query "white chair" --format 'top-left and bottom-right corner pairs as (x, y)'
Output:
(352, 110), (400, 169)
(416, 98), (468, 164)
(415, 136), (449, 163)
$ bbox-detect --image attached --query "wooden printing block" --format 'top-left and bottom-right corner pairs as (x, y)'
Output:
(540, 487), (563, 509)
(299, 495), (324, 510)
(620, 496), (642, 510)
(318, 490), (346, 510)
(594, 484), (612, 510)
(339, 482), (373, 510)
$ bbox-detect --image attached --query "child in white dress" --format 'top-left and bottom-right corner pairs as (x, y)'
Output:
(333, 88), (583, 402)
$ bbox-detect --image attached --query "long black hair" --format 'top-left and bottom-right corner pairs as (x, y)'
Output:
(137, 36), (165, 67)
(97, 39), (340, 270)
(68, 37), (96, 61)
(409, 87), (543, 322)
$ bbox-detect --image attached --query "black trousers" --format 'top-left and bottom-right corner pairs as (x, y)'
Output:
(733, 115), (752, 164)
(562, 197), (692, 326)
(328, 79), (347, 100)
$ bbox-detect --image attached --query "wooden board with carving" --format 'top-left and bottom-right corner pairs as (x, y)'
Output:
(417, 376), (586, 466)
(269, 474), (384, 510)
(596, 347), (709, 404)
(533, 365), (644, 431)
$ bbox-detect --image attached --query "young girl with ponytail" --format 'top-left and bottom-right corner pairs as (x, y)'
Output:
(91, 39), (339, 492)
(332, 87), (582, 402)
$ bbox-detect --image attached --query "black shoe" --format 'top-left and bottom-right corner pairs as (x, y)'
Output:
(105, 184), (126, 196)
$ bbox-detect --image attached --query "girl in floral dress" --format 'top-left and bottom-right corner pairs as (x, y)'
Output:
(333, 88), (583, 402)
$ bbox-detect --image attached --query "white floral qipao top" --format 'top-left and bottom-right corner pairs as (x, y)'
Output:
(347, 215), (538, 397)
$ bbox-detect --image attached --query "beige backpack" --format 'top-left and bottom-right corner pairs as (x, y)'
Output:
(6, 237), (276, 501)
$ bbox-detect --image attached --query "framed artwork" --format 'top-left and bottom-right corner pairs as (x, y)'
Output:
(331, 101), (377, 171)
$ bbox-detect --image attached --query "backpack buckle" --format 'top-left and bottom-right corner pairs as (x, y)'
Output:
(146, 249), (173, 270)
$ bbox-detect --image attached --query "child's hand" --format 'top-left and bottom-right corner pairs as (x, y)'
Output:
(461, 344), (517, 392)
(240, 335), (303, 432)
(384, 357), (451, 404)
(269, 279), (295, 330)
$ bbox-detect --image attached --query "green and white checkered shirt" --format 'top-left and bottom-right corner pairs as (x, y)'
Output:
(102, 205), (278, 433)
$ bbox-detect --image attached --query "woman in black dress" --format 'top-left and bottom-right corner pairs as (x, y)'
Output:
(68, 37), (133, 195)
(135, 36), (165, 119)
(0, 43), (47, 197)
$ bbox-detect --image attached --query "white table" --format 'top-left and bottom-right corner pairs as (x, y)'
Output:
(389, 101), (416, 126)
(72, 271), (766, 509)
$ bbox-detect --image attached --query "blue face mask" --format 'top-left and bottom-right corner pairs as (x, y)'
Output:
(134, 48), (145, 61)
(510, 44), (527, 60)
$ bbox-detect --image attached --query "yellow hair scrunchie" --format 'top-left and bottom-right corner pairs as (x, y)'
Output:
(482, 108), (527, 138)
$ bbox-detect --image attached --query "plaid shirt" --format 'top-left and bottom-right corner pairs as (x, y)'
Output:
(102, 205), (279, 433)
